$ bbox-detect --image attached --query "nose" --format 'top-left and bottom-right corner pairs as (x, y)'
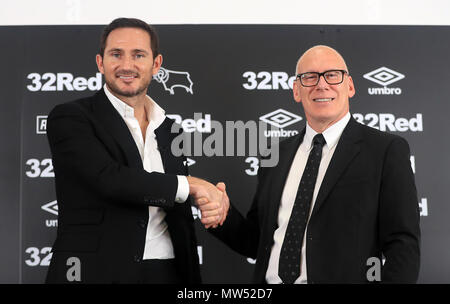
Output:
(316, 74), (329, 89)
(121, 54), (134, 70)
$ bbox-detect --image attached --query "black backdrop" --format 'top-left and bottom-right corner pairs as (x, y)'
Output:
(0, 25), (448, 283)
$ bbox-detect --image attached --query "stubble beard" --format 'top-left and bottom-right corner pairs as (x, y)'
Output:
(105, 76), (151, 98)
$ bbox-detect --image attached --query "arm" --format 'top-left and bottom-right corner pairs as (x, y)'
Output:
(379, 137), (421, 283)
(205, 167), (269, 259)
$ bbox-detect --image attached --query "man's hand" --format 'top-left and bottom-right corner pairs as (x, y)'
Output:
(215, 182), (230, 226)
(196, 182), (230, 228)
(187, 176), (229, 228)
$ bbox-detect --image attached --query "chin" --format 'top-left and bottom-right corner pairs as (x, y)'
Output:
(310, 113), (336, 123)
(111, 88), (137, 97)
(108, 82), (146, 98)
(119, 90), (140, 97)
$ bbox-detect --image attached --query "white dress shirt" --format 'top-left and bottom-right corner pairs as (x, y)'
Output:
(265, 112), (351, 283)
(104, 85), (189, 260)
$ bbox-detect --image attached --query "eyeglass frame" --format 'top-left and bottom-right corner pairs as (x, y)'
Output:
(296, 69), (349, 87)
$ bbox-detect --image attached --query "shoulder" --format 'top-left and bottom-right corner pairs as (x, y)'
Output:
(46, 92), (102, 136)
(48, 91), (101, 118)
(257, 131), (302, 165)
(350, 118), (411, 152)
(280, 132), (302, 147)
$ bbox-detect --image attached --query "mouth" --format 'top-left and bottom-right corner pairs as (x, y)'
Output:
(117, 74), (138, 84)
(313, 98), (334, 102)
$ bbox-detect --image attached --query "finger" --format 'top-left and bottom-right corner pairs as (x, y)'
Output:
(201, 215), (220, 226)
(218, 210), (225, 223)
(205, 222), (219, 229)
(216, 182), (226, 192)
(203, 220), (219, 229)
(223, 190), (229, 201)
(200, 215), (218, 224)
(218, 204), (228, 225)
(220, 209), (228, 225)
(198, 201), (220, 211)
(201, 209), (220, 218)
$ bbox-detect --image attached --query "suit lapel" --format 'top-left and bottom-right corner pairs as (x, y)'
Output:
(155, 117), (181, 175)
(91, 90), (143, 169)
(311, 117), (363, 217)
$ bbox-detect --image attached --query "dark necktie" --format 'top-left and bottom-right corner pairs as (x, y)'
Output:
(278, 133), (326, 284)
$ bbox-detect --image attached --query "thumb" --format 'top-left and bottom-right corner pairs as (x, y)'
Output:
(216, 182), (226, 192)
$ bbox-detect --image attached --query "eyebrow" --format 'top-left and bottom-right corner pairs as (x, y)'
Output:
(107, 48), (149, 55)
(132, 49), (149, 55)
(107, 48), (122, 53)
(299, 69), (345, 74)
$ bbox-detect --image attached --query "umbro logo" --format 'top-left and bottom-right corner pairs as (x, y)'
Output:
(363, 67), (404, 95)
(260, 109), (302, 129)
(259, 109), (301, 138)
(363, 67), (405, 86)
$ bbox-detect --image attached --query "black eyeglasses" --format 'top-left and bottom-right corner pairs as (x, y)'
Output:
(297, 70), (348, 87)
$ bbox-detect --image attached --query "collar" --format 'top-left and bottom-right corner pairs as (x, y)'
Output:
(103, 84), (166, 131)
(303, 112), (351, 150)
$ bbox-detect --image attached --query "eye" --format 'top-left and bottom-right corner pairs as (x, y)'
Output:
(111, 52), (121, 58)
(135, 53), (145, 59)
(325, 71), (339, 79)
(303, 73), (317, 80)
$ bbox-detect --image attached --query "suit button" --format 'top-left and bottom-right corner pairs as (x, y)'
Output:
(139, 219), (147, 229)
(134, 255), (141, 263)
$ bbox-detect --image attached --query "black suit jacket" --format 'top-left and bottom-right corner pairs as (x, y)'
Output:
(211, 117), (420, 283)
(45, 90), (201, 284)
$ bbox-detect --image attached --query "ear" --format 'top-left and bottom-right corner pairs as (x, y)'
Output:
(96, 54), (104, 74)
(347, 75), (356, 98)
(293, 79), (302, 103)
(152, 54), (163, 74)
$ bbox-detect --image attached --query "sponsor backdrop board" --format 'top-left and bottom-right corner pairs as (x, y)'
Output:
(0, 25), (448, 283)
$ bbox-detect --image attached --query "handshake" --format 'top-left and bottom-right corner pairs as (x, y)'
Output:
(187, 176), (230, 229)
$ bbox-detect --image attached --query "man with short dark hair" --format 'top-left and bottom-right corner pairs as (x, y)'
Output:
(203, 45), (420, 283)
(45, 17), (227, 284)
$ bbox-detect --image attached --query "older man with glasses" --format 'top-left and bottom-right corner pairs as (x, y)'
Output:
(204, 45), (420, 284)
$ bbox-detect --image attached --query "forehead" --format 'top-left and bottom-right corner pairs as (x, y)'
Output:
(297, 48), (346, 73)
(105, 27), (151, 51)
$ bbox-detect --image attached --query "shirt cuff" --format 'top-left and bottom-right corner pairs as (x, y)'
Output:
(175, 175), (189, 203)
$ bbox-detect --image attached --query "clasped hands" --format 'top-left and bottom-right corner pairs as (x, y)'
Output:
(187, 176), (230, 229)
